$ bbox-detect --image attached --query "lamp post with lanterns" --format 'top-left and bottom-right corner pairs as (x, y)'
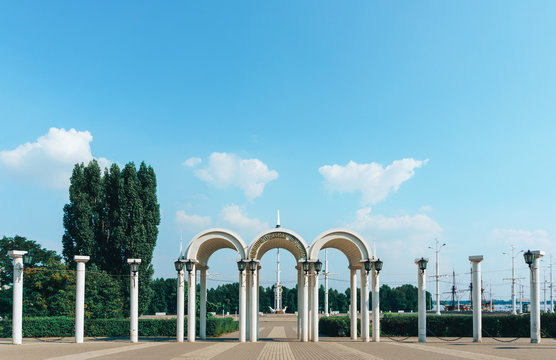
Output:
(249, 259), (259, 342)
(311, 259), (322, 342)
(415, 257), (428, 342)
(524, 250), (545, 343)
(174, 258), (186, 342)
(371, 259), (382, 342)
(184, 259), (196, 342)
(300, 259), (310, 342)
(127, 258), (141, 343)
(8, 250), (29, 345)
(237, 260), (247, 342)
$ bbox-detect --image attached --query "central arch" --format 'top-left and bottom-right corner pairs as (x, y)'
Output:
(246, 228), (309, 342)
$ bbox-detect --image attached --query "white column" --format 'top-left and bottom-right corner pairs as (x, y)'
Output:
(74, 255), (90, 343)
(308, 270), (313, 341)
(371, 266), (380, 342)
(302, 269), (309, 342)
(297, 266), (302, 340)
(200, 268), (207, 340)
(415, 258), (427, 342)
(239, 269), (247, 342)
(257, 267), (260, 336)
(311, 266), (319, 342)
(246, 271), (251, 341)
(250, 267), (258, 342)
(469, 255), (483, 343)
(551, 261), (554, 313)
(188, 265), (196, 342)
(127, 258), (141, 343)
(350, 267), (357, 340)
(361, 269), (370, 342)
(177, 269), (185, 342)
(8, 250), (27, 345)
(530, 250), (545, 343)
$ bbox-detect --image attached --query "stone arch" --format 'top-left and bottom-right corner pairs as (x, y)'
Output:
(248, 228), (308, 261)
(185, 228), (247, 267)
(308, 228), (372, 266)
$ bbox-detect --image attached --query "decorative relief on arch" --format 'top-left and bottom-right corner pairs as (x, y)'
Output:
(249, 231), (307, 260)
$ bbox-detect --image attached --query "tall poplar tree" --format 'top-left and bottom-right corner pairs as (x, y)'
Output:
(62, 160), (160, 314)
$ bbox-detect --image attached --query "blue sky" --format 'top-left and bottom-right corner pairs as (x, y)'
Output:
(1, 2), (556, 304)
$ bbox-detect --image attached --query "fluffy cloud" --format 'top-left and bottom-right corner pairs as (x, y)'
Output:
(175, 210), (212, 229)
(219, 204), (269, 237)
(319, 158), (428, 205)
(183, 157), (202, 167)
(191, 152), (278, 200)
(349, 207), (442, 257)
(0, 127), (110, 189)
(491, 229), (551, 251)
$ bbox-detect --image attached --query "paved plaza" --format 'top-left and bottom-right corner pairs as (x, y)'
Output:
(1, 316), (556, 360)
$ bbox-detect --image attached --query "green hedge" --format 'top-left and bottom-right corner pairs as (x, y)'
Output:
(319, 313), (556, 338)
(0, 317), (238, 338)
(319, 316), (360, 337)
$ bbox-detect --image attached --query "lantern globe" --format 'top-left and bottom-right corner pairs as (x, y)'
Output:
(23, 252), (32, 266)
(185, 260), (195, 273)
(249, 260), (258, 273)
(302, 260), (310, 273)
(364, 260), (372, 273)
(374, 259), (383, 273)
(314, 260), (323, 274)
(418, 258), (428, 271)
(130, 261), (140, 274)
(237, 260), (247, 272)
(523, 250), (534, 267)
(174, 259), (185, 272)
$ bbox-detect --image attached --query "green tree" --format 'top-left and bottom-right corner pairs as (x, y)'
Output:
(62, 160), (160, 315)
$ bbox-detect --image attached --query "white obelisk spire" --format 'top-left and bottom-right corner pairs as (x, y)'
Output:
(276, 210), (281, 228)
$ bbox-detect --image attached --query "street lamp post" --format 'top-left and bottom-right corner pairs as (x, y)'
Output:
(416, 257), (428, 342)
(372, 259), (382, 342)
(8, 250), (28, 345)
(524, 250), (545, 343)
(127, 258), (141, 343)
(429, 239), (446, 315)
(185, 259), (196, 342)
(237, 260), (247, 342)
(174, 258), (185, 342)
(311, 259), (322, 342)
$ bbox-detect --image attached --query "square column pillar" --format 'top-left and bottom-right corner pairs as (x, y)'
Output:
(371, 266), (380, 342)
(349, 266), (358, 340)
(296, 266), (302, 340)
(311, 265), (319, 342)
(74, 255), (90, 343)
(361, 269), (370, 342)
(239, 268), (247, 342)
(8, 250), (27, 345)
(301, 267), (309, 342)
(415, 258), (428, 342)
(469, 255), (484, 343)
(199, 267), (208, 340)
(250, 262), (259, 342)
(127, 258), (141, 343)
(176, 268), (185, 342)
(529, 250), (545, 343)
(187, 263), (197, 342)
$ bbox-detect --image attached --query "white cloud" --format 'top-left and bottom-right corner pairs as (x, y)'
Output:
(419, 205), (432, 212)
(175, 210), (212, 228)
(0, 127), (110, 189)
(491, 229), (551, 251)
(319, 158), (428, 205)
(219, 204), (269, 236)
(192, 152), (278, 200)
(183, 157), (202, 167)
(349, 207), (442, 258)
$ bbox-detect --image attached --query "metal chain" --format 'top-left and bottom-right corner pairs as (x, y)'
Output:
(386, 335), (411, 342)
(482, 329), (520, 343)
(33, 337), (64, 342)
(426, 328), (463, 342)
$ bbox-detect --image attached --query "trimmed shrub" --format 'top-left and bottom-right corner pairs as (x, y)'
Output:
(0, 316), (238, 338)
(320, 313), (556, 338)
(319, 316), (360, 337)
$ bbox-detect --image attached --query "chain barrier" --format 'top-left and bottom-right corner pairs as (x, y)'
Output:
(481, 329), (520, 343)
(541, 330), (556, 340)
(33, 337), (65, 342)
(426, 328), (463, 342)
(385, 335), (411, 342)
